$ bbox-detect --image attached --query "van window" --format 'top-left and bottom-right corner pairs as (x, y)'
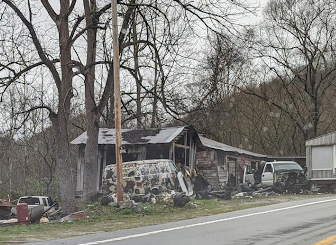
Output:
(169, 162), (177, 172)
(128, 171), (136, 177)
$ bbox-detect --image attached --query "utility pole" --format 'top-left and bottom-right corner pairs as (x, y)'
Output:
(112, 0), (123, 204)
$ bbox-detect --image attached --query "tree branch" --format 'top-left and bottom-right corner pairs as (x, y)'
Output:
(3, 0), (61, 89)
(41, 0), (58, 23)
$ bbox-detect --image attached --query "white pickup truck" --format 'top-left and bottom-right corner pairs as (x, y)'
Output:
(243, 161), (307, 193)
(12, 196), (59, 219)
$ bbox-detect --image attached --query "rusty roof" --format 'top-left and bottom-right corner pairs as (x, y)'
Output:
(71, 126), (188, 145)
(199, 135), (266, 158)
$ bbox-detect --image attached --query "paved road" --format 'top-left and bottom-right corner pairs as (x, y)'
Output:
(25, 196), (336, 245)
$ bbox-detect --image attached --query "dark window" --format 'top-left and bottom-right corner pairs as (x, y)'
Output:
(19, 197), (40, 205)
(47, 197), (54, 206)
(42, 198), (47, 206)
(265, 164), (273, 173)
(128, 171), (136, 177)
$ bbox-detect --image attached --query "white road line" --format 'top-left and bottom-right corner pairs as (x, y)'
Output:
(77, 198), (336, 245)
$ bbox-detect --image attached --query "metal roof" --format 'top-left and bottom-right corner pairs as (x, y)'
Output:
(305, 131), (336, 146)
(199, 135), (266, 158)
(71, 126), (187, 145)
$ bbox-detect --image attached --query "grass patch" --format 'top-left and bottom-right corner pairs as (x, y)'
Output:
(0, 194), (332, 244)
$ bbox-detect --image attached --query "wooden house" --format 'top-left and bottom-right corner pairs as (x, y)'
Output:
(71, 125), (202, 193)
(196, 136), (267, 190)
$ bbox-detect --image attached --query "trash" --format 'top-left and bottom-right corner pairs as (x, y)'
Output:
(158, 191), (175, 205)
(101, 195), (114, 206)
(1, 218), (18, 224)
(119, 200), (137, 209)
(39, 217), (49, 223)
(173, 192), (190, 207)
(0, 203), (12, 220)
(251, 187), (276, 197)
(237, 183), (253, 193)
(60, 211), (87, 222)
(192, 174), (232, 200)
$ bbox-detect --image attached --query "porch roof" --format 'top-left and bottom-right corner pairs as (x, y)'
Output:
(199, 135), (266, 158)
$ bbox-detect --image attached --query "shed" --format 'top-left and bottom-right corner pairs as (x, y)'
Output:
(306, 132), (336, 183)
(196, 136), (267, 190)
(71, 125), (202, 193)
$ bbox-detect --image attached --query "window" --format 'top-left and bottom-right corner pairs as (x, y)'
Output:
(19, 197), (40, 205)
(265, 164), (273, 173)
(47, 197), (53, 206)
(273, 162), (303, 171)
(42, 198), (47, 206)
(169, 162), (177, 172)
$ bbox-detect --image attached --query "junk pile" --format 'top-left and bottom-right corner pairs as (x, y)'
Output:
(100, 191), (191, 208)
(192, 175), (232, 200)
(100, 168), (235, 209)
(0, 199), (13, 220)
(0, 196), (62, 226)
(60, 211), (88, 223)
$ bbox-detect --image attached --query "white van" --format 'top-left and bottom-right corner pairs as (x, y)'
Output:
(102, 159), (187, 195)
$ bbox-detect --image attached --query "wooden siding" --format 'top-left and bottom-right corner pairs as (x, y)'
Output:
(216, 152), (227, 188)
(196, 151), (220, 190)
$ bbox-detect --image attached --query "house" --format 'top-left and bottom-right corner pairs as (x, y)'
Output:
(71, 125), (202, 193)
(196, 136), (267, 190)
(72, 125), (304, 194)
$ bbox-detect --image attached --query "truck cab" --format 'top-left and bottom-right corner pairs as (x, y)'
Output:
(260, 162), (275, 186)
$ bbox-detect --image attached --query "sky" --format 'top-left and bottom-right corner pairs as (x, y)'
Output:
(240, 0), (270, 25)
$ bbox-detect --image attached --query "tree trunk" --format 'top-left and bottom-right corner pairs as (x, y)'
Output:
(83, 0), (100, 201)
(50, 113), (76, 214)
(50, 0), (76, 214)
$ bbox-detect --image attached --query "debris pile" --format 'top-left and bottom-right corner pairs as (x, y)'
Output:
(60, 211), (88, 223)
(0, 199), (12, 220)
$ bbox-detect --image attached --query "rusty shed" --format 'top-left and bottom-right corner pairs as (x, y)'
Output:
(71, 125), (202, 193)
(196, 136), (267, 190)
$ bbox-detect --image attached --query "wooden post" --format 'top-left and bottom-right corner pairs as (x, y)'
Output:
(112, 0), (123, 204)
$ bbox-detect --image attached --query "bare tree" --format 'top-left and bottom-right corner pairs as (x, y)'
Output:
(0, 0), (256, 204)
(0, 0), (81, 213)
(244, 0), (336, 140)
(79, 0), (256, 200)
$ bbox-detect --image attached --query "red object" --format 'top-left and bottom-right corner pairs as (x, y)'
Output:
(17, 203), (29, 224)
(69, 212), (87, 219)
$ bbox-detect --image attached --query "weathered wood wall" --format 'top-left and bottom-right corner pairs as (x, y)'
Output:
(196, 151), (221, 190)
